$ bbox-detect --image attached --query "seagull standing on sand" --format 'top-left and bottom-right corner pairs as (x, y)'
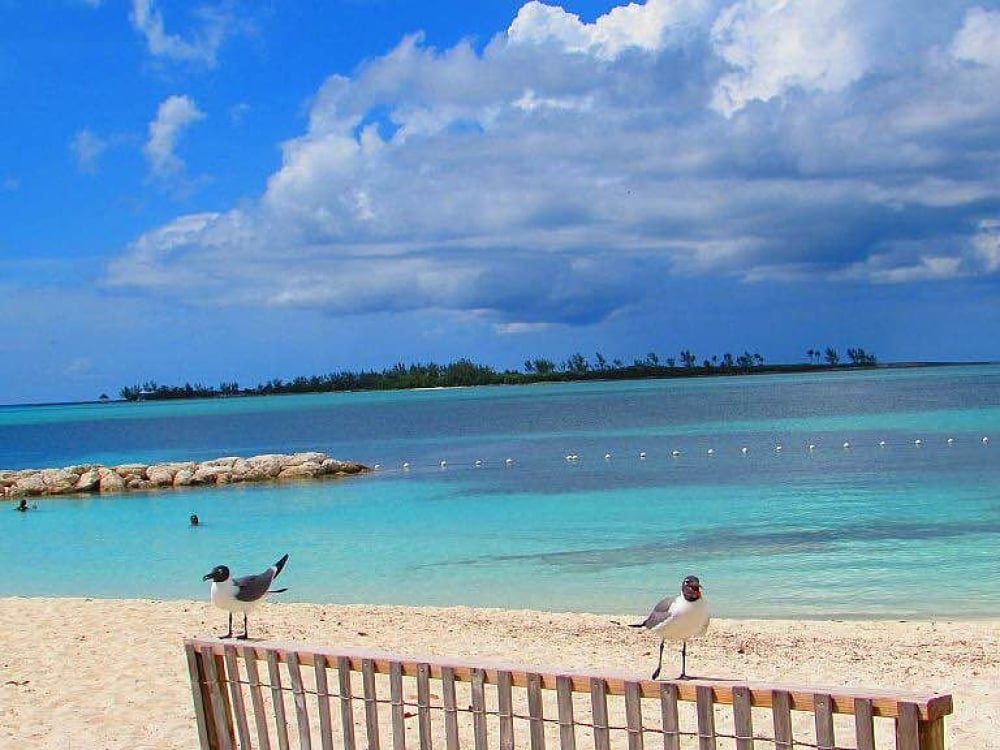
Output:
(630, 575), (709, 680)
(203, 554), (289, 639)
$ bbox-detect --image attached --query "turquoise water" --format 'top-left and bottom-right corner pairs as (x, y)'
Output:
(2, 365), (999, 617)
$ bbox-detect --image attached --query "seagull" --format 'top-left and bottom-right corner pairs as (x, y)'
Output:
(629, 575), (710, 680)
(203, 554), (289, 640)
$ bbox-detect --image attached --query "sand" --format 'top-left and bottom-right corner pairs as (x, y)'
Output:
(0, 597), (996, 749)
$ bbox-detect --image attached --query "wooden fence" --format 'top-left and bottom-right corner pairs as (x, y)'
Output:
(185, 638), (952, 750)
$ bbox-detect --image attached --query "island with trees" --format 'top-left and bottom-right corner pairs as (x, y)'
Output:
(118, 346), (884, 402)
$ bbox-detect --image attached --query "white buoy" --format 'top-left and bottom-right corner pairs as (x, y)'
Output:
(474, 460), (483, 467)
(402, 462), (410, 470)
(741, 446), (749, 455)
(775, 444), (782, 452)
(671, 449), (681, 457)
(947, 437), (954, 445)
(707, 448), (715, 456)
(843, 441), (851, 450)
(914, 439), (922, 447)
(440, 460), (448, 468)
(505, 457), (514, 466)
(807, 444), (816, 452)
(373, 464), (382, 471)
(604, 453), (612, 460)
(879, 440), (887, 448)
(984, 436), (990, 445)
(639, 451), (647, 460)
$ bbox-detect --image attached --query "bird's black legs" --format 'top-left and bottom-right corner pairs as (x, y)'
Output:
(651, 640), (665, 679)
(237, 613), (249, 640)
(678, 641), (688, 679)
(220, 612), (234, 639)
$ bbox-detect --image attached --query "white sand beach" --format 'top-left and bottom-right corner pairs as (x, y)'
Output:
(0, 597), (997, 749)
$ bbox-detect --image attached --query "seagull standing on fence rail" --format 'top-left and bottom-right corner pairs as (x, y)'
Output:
(630, 575), (709, 680)
(203, 553), (289, 640)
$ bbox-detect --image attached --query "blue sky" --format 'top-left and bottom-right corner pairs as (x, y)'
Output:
(1, 0), (999, 404)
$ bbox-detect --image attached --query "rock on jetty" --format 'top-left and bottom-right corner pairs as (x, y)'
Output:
(1, 452), (370, 499)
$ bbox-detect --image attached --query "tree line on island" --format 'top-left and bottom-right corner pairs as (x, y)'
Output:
(117, 346), (878, 402)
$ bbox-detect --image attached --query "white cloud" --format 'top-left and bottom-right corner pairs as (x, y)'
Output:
(130, 0), (233, 66)
(108, 1), (1000, 327)
(508, 0), (712, 60)
(972, 219), (1000, 272)
(710, 0), (871, 116)
(844, 254), (965, 284)
(71, 129), (108, 173)
(143, 94), (205, 179)
(951, 6), (1000, 67)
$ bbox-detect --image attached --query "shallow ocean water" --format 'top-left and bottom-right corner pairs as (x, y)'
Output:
(2, 365), (999, 617)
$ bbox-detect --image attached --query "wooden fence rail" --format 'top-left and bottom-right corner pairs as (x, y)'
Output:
(185, 638), (952, 750)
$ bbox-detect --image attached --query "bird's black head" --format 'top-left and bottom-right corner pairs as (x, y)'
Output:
(203, 565), (230, 583)
(681, 575), (702, 601)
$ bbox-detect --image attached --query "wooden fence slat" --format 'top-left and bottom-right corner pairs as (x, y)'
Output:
(590, 678), (611, 750)
(362, 658), (382, 750)
(624, 681), (644, 750)
(896, 702), (921, 750)
(266, 650), (291, 750)
(224, 646), (253, 750)
(183, 639), (954, 750)
(185, 644), (214, 750)
(314, 655), (335, 750)
(390, 661), (406, 750)
(498, 670), (515, 750)
(337, 656), (357, 750)
(286, 652), (312, 750)
(242, 646), (273, 750)
(919, 717), (946, 750)
(772, 690), (793, 750)
(855, 697), (876, 750)
(556, 675), (577, 750)
(660, 683), (680, 750)
(203, 649), (235, 750)
(417, 663), (433, 750)
(732, 685), (754, 750)
(441, 666), (460, 750)
(528, 672), (546, 750)
(471, 668), (488, 750)
(696, 685), (717, 750)
(814, 693), (835, 750)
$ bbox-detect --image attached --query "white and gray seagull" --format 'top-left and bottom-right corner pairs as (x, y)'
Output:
(630, 575), (709, 679)
(203, 553), (289, 640)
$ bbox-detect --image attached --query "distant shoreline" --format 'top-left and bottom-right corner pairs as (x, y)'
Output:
(7, 359), (997, 409)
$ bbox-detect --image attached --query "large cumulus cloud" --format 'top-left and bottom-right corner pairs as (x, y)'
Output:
(107, 0), (1000, 329)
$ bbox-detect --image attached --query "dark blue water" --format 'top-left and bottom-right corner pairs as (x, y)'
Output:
(2, 365), (999, 617)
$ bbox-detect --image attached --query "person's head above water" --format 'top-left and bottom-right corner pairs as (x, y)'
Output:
(190, 513), (200, 526)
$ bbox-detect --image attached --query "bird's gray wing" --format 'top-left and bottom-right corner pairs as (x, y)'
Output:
(233, 568), (276, 602)
(636, 595), (678, 629)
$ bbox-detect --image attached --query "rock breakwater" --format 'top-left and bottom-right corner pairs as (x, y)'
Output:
(1, 452), (370, 499)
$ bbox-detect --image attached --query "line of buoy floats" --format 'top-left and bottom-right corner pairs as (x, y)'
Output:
(372, 436), (990, 472)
